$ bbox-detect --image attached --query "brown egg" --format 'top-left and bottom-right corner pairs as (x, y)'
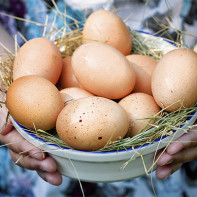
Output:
(119, 93), (161, 137)
(126, 54), (157, 95)
(58, 56), (79, 89)
(56, 96), (130, 151)
(13, 37), (63, 84)
(72, 42), (136, 99)
(6, 75), (64, 130)
(60, 87), (93, 106)
(82, 9), (132, 55)
(151, 48), (197, 112)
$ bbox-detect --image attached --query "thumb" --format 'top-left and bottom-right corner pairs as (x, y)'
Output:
(1, 118), (13, 135)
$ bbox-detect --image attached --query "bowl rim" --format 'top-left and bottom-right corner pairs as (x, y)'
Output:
(11, 110), (197, 162)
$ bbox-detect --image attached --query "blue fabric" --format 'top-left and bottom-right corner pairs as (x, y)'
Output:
(25, 0), (85, 40)
(0, 0), (197, 196)
(181, 0), (193, 17)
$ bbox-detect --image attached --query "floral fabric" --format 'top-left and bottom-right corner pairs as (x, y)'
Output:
(0, 0), (197, 196)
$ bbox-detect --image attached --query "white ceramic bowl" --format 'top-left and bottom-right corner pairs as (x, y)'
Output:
(11, 111), (197, 183)
(10, 32), (196, 183)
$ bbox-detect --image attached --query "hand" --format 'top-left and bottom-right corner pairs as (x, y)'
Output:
(0, 128), (63, 185)
(156, 122), (197, 179)
(0, 92), (63, 186)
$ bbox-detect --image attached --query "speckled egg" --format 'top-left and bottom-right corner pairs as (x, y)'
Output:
(151, 48), (197, 112)
(56, 96), (130, 151)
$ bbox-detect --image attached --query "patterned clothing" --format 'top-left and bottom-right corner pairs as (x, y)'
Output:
(0, 0), (197, 196)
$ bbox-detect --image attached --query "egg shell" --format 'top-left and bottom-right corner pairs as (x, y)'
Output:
(58, 56), (80, 89)
(56, 96), (130, 151)
(126, 54), (157, 95)
(82, 9), (132, 55)
(13, 37), (63, 84)
(72, 42), (136, 99)
(151, 48), (197, 112)
(60, 87), (94, 106)
(6, 75), (64, 130)
(119, 93), (161, 137)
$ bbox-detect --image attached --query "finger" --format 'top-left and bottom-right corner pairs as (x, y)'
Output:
(171, 146), (197, 164)
(156, 163), (182, 179)
(1, 118), (13, 135)
(1, 129), (45, 160)
(157, 146), (197, 168)
(156, 150), (174, 166)
(37, 170), (62, 186)
(10, 149), (57, 172)
(167, 127), (197, 155)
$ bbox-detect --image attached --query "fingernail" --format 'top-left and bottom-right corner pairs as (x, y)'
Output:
(157, 168), (170, 179)
(157, 154), (174, 166)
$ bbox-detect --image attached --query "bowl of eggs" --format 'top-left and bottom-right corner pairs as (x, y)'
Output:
(5, 9), (197, 182)
(10, 110), (197, 183)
